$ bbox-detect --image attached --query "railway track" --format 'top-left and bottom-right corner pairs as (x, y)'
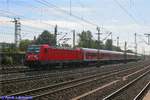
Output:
(70, 65), (150, 100)
(0, 66), (32, 74)
(4, 64), (150, 100)
(133, 81), (150, 100)
(1, 60), (150, 97)
(1, 61), (147, 84)
(1, 66), (98, 84)
(103, 70), (150, 100)
(0, 63), (119, 76)
(2, 63), (136, 95)
(0, 60), (145, 75)
(0, 63), (121, 74)
(1, 62), (138, 85)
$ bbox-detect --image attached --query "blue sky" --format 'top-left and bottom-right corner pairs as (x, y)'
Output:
(0, 0), (150, 54)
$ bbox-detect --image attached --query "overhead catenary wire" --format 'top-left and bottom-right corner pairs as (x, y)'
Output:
(0, 9), (73, 31)
(0, 14), (52, 33)
(102, 32), (112, 42)
(1, 1), (112, 34)
(35, 0), (98, 27)
(40, 0), (112, 34)
(136, 33), (148, 45)
(113, 0), (140, 25)
(4, 0), (83, 31)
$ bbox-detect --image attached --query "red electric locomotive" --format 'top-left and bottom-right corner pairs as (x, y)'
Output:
(25, 44), (83, 67)
(25, 44), (138, 68)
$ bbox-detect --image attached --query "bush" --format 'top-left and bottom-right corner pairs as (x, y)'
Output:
(2, 56), (13, 65)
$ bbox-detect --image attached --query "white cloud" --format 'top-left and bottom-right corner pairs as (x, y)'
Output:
(21, 19), (96, 32)
(0, 17), (13, 25)
(41, 6), (92, 13)
(104, 23), (150, 34)
(111, 19), (119, 23)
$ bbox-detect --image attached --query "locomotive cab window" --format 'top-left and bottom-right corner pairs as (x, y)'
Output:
(27, 45), (40, 53)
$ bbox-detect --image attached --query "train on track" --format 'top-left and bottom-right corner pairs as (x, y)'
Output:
(25, 44), (140, 68)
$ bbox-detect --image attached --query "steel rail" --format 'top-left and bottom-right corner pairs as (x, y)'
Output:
(70, 65), (150, 100)
(0, 64), (136, 84)
(5, 65), (138, 97)
(0, 66), (99, 84)
(133, 81), (150, 100)
(103, 70), (150, 100)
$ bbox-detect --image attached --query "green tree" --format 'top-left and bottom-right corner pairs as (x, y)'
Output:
(126, 49), (134, 53)
(35, 30), (56, 46)
(1, 43), (19, 53)
(105, 39), (113, 50)
(61, 43), (71, 48)
(78, 30), (93, 48)
(91, 40), (104, 49)
(77, 30), (104, 49)
(19, 39), (32, 51)
(112, 46), (122, 52)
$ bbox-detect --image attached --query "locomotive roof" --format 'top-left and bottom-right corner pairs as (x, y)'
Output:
(81, 48), (135, 55)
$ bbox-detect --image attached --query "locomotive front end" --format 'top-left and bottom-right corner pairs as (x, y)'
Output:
(25, 45), (40, 67)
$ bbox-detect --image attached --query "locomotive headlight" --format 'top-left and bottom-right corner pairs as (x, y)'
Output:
(34, 55), (38, 59)
(27, 55), (31, 59)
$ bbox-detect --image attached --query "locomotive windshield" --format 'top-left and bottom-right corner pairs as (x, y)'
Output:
(27, 45), (40, 53)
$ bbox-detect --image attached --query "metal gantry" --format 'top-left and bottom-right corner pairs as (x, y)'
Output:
(144, 33), (150, 45)
(12, 18), (21, 48)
